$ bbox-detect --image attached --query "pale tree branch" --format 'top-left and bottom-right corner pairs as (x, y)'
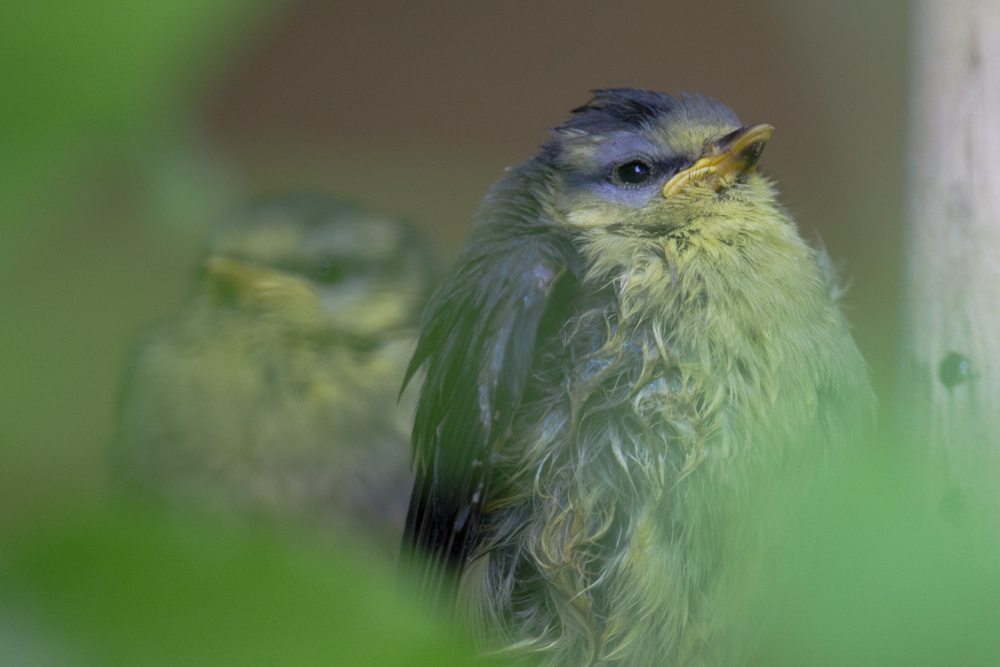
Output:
(900, 0), (1000, 525)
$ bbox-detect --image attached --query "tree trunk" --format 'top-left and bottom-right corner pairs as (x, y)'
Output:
(900, 1), (1000, 526)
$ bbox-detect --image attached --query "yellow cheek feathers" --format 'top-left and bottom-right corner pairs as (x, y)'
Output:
(662, 123), (773, 198)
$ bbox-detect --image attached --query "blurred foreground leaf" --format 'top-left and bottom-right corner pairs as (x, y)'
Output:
(0, 0), (274, 248)
(752, 452), (1000, 667)
(0, 508), (483, 666)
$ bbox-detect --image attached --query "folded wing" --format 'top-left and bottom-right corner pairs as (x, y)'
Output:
(401, 165), (578, 607)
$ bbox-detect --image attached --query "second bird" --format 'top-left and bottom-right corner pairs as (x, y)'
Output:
(117, 194), (439, 554)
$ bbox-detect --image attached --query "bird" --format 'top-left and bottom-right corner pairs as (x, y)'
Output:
(400, 90), (876, 666)
(115, 193), (440, 555)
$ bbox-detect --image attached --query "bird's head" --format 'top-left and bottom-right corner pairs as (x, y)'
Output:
(201, 194), (438, 341)
(540, 90), (786, 278)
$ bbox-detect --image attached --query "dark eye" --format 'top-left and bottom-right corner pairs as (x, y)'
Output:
(278, 257), (351, 284)
(308, 257), (353, 284)
(614, 160), (652, 185)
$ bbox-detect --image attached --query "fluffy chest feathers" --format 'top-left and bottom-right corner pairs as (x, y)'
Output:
(573, 190), (834, 437)
(463, 223), (862, 664)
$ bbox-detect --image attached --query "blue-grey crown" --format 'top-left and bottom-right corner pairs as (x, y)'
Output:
(554, 88), (740, 136)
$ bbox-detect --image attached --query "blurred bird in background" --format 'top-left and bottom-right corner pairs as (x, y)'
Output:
(116, 193), (440, 554)
(402, 90), (875, 666)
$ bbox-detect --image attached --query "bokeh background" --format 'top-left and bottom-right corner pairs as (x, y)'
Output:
(10, 2), (996, 665)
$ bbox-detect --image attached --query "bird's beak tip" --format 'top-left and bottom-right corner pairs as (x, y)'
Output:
(205, 256), (270, 301)
(721, 123), (773, 169)
(662, 123), (774, 199)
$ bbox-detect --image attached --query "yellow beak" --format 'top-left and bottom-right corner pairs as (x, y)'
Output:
(205, 256), (273, 299)
(662, 123), (773, 198)
(205, 256), (318, 311)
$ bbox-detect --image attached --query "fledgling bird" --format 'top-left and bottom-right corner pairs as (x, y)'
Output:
(401, 90), (875, 665)
(116, 194), (440, 554)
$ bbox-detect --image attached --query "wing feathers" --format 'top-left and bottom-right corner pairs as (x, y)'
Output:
(401, 166), (578, 606)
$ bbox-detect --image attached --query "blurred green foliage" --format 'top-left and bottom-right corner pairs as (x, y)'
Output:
(4, 448), (997, 666)
(0, 508), (483, 666)
(0, 1), (270, 245)
(752, 451), (1000, 667)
